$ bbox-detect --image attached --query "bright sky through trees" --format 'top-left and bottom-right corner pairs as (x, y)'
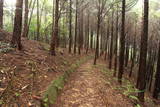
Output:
(3, 0), (160, 19)
(5, 0), (16, 6)
(4, 0), (159, 8)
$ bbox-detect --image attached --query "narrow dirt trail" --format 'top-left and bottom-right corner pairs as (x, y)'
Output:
(54, 60), (133, 107)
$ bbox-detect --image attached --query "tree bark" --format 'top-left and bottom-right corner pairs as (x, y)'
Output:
(69, 0), (72, 53)
(74, 0), (78, 54)
(129, 24), (136, 77)
(118, 0), (126, 84)
(129, 39), (136, 77)
(114, 7), (119, 76)
(26, 0), (36, 38)
(109, 10), (114, 69)
(86, 13), (90, 54)
(37, 0), (40, 40)
(0, 0), (3, 29)
(78, 10), (84, 55)
(153, 43), (160, 99)
(94, 11), (100, 65)
(125, 44), (129, 67)
(104, 19), (110, 60)
(50, 0), (59, 55)
(11, 0), (23, 50)
(100, 28), (103, 56)
(22, 0), (28, 37)
(137, 0), (149, 102)
(90, 29), (93, 50)
(78, 12), (81, 55)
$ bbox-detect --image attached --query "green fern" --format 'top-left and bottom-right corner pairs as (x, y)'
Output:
(129, 95), (139, 101)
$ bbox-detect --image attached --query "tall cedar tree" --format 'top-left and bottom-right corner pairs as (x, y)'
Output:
(26, 0), (36, 38)
(86, 13), (90, 54)
(37, 0), (40, 40)
(78, 11), (81, 55)
(137, 0), (149, 102)
(109, 10), (114, 69)
(90, 30), (93, 49)
(0, 0), (3, 29)
(118, 0), (126, 84)
(50, 0), (59, 55)
(11, 0), (23, 50)
(104, 19), (110, 60)
(114, 5), (119, 76)
(22, 0), (28, 37)
(129, 23), (136, 77)
(94, 6), (100, 65)
(78, 10), (84, 55)
(74, 0), (78, 54)
(153, 42), (160, 99)
(69, 0), (72, 53)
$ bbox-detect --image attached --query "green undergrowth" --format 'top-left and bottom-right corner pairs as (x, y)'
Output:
(101, 68), (141, 107)
(101, 67), (156, 107)
(94, 64), (142, 107)
(0, 41), (14, 53)
(42, 56), (93, 107)
(39, 42), (66, 53)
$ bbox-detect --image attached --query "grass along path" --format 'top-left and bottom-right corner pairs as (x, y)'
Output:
(54, 59), (133, 107)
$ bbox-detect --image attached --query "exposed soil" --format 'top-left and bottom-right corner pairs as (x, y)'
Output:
(0, 33), (88, 106)
(54, 60), (133, 107)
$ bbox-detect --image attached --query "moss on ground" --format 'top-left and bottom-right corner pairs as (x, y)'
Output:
(42, 56), (92, 107)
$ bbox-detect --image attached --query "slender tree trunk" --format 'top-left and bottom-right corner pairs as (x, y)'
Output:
(11, 0), (23, 50)
(101, 30), (105, 56)
(146, 48), (153, 89)
(90, 30), (93, 50)
(153, 43), (160, 99)
(22, 0), (28, 37)
(81, 11), (84, 49)
(129, 25), (136, 77)
(104, 19), (110, 60)
(11, 8), (14, 28)
(69, 0), (72, 53)
(78, 10), (84, 55)
(26, 0), (36, 38)
(0, 0), (3, 29)
(100, 29), (103, 56)
(84, 22), (87, 49)
(50, 0), (59, 55)
(114, 7), (119, 76)
(137, 0), (149, 102)
(63, 15), (66, 48)
(129, 44), (136, 77)
(39, 0), (46, 25)
(78, 12), (81, 55)
(109, 10), (114, 69)
(86, 13), (90, 54)
(104, 39), (108, 60)
(148, 52), (155, 91)
(37, 0), (40, 40)
(93, 37), (96, 49)
(74, 0), (78, 54)
(125, 44), (129, 67)
(118, 0), (126, 84)
(94, 12), (100, 65)
(149, 50), (156, 91)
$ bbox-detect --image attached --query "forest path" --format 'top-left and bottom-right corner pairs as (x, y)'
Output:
(54, 59), (133, 107)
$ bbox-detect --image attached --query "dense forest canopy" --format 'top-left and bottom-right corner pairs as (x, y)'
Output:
(2, 0), (160, 31)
